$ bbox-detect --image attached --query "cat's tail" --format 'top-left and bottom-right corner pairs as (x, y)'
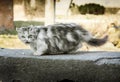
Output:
(87, 35), (108, 46)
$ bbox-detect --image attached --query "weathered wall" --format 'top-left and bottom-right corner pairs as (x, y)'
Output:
(24, 0), (45, 17)
(0, 0), (14, 30)
(14, 0), (45, 20)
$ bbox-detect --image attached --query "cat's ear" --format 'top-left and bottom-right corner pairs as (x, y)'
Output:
(29, 27), (33, 32)
(16, 27), (22, 33)
(16, 28), (19, 32)
(35, 28), (39, 32)
(34, 28), (40, 33)
(28, 25), (34, 31)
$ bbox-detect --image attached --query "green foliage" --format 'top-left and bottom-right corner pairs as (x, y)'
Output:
(78, 3), (105, 15)
(0, 29), (17, 35)
(0, 21), (44, 35)
(14, 21), (44, 28)
(105, 8), (120, 14)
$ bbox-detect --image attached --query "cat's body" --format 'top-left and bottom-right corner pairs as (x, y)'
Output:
(16, 23), (108, 55)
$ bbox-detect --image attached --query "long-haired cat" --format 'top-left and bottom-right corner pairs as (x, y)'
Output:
(16, 23), (108, 55)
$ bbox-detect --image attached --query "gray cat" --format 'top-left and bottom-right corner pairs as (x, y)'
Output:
(16, 23), (108, 55)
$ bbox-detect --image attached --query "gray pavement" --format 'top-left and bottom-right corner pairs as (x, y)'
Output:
(0, 48), (120, 82)
(0, 48), (120, 65)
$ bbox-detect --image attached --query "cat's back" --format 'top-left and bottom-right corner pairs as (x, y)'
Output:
(44, 23), (77, 38)
(37, 23), (84, 39)
(47, 23), (81, 33)
(38, 23), (82, 33)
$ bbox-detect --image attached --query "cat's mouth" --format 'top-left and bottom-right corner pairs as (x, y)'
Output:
(25, 41), (30, 44)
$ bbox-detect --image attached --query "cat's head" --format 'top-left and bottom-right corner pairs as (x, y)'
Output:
(16, 26), (39, 44)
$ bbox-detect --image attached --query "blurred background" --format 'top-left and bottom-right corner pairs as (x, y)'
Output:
(0, 0), (120, 51)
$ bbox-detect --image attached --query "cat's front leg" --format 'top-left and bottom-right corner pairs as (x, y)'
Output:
(30, 43), (39, 55)
(33, 39), (48, 56)
(33, 51), (43, 56)
(34, 48), (47, 56)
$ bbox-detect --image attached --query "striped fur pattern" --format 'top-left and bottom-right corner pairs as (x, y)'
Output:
(16, 23), (108, 55)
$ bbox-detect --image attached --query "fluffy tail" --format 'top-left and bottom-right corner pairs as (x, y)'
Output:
(87, 35), (108, 46)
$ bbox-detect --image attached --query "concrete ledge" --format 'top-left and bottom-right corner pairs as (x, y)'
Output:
(0, 49), (120, 82)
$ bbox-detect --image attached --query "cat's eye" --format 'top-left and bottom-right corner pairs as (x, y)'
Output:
(28, 35), (33, 38)
(21, 36), (25, 38)
(83, 33), (87, 35)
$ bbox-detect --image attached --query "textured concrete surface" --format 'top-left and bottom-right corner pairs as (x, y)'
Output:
(0, 49), (120, 82)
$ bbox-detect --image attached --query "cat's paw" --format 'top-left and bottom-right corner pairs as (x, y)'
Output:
(33, 52), (43, 56)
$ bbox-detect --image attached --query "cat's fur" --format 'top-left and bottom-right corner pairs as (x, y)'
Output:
(16, 23), (108, 55)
